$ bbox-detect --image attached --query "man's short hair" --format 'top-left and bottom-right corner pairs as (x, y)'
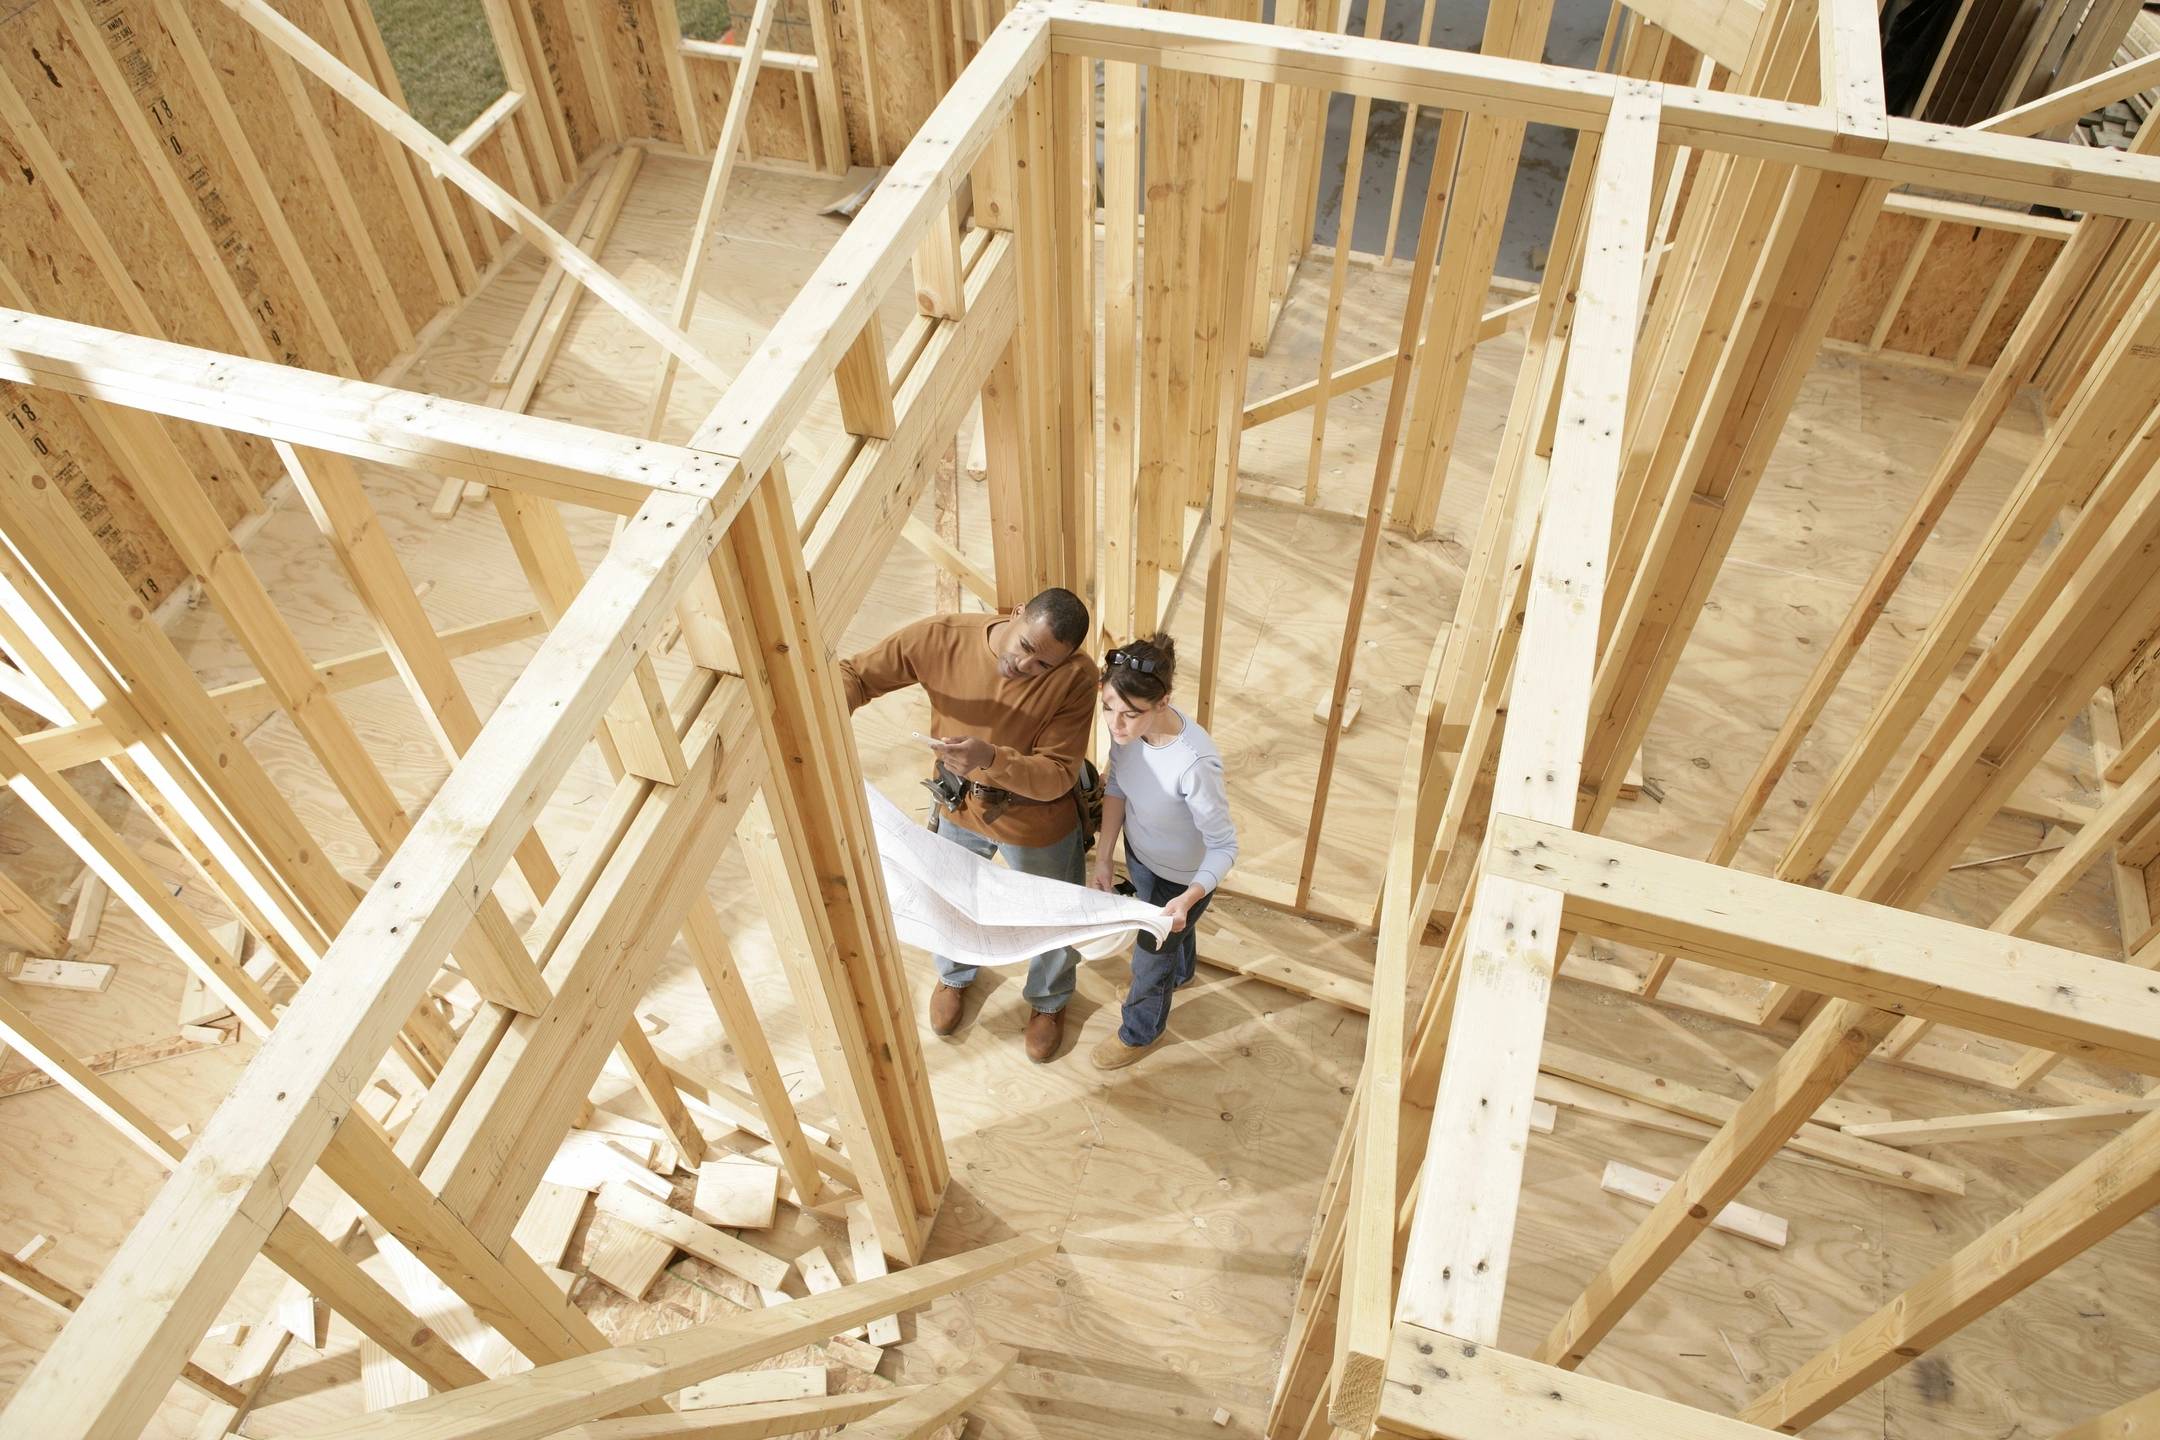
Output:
(1023, 587), (1090, 648)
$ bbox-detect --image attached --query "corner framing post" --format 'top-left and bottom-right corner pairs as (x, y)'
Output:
(712, 472), (948, 1260)
(1052, 50), (1098, 609)
(1393, 80), (1659, 1348)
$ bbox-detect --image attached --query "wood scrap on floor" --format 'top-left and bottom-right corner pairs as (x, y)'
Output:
(579, 1210), (675, 1300)
(0, 1029), (233, 1098)
(593, 1181), (792, 1291)
(693, 1153), (782, 1229)
(1539, 1043), (1968, 1195)
(63, 875), (106, 955)
(821, 1332), (887, 1374)
(677, 1364), (827, 1409)
(546, 1131), (672, 1199)
(1599, 1160), (1789, 1248)
(847, 1200), (903, 1346)
(1844, 1097), (2160, 1147)
(1311, 687), (1361, 730)
(512, 1181), (590, 1271)
(2, 954), (115, 992)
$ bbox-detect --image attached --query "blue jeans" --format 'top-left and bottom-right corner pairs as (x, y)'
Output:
(1119, 846), (1213, 1046)
(931, 813), (1083, 1013)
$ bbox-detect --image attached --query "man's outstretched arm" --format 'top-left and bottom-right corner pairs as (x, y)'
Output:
(838, 621), (924, 712)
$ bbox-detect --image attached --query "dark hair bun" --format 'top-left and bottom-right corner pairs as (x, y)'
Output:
(1105, 632), (1175, 703)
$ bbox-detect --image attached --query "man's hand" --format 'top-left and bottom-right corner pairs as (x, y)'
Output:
(923, 734), (995, 773)
(1162, 891), (1196, 933)
(1087, 861), (1115, 892)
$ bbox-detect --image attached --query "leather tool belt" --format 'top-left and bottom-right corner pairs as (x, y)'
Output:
(921, 763), (1053, 825)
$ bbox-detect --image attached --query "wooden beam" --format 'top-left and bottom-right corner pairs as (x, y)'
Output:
(679, 35), (821, 71)
(16, 611), (549, 775)
(845, 1351), (1014, 1437)
(1881, 190), (2077, 240)
(1485, 816), (2160, 1074)
(903, 517), (1000, 606)
(0, 309), (723, 513)
(1297, 101), (1468, 904)
(1381, 1323), (1772, 1439)
(0, 1248), (244, 1408)
(1241, 300), (1534, 431)
(296, 1235), (1053, 1440)
(2054, 1387), (2160, 1440)
(1976, 51), (2160, 136)
(1196, 79), (1269, 728)
(1393, 83), (1659, 1345)
(1099, 51), (1140, 641)
(1296, 0), (1388, 508)
(1541, 1042), (1964, 1194)
(1600, 1161), (1788, 1248)
(1040, 0), (2160, 220)
(0, 489), (723, 1438)
(1740, 1112), (2160, 1432)
(712, 475), (944, 1260)
(1330, 98), (1464, 1432)
(1844, 1100), (2160, 1147)
(1535, 999), (1897, 1368)
(555, 1391), (923, 1438)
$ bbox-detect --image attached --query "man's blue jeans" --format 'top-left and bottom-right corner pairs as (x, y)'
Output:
(931, 813), (1083, 1013)
(1117, 845), (1213, 1047)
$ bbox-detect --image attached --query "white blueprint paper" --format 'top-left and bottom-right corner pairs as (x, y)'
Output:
(867, 784), (1173, 968)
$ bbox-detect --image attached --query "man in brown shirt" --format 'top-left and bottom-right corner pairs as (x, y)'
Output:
(841, 587), (1097, 1063)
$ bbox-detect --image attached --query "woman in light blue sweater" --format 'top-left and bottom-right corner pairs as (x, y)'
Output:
(1085, 633), (1238, 1069)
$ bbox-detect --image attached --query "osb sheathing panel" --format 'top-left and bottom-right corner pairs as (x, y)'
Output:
(687, 50), (815, 166)
(83, 0), (335, 372)
(546, 0), (937, 168)
(277, 0), (444, 336)
(2115, 622), (2160, 748)
(184, 0), (410, 370)
(824, 0), (941, 165)
(0, 0), (499, 598)
(529, 0), (606, 158)
(1829, 211), (1926, 344)
(1883, 224), (2023, 359)
(1970, 234), (2064, 366)
(0, 11), (264, 601)
(0, 9), (261, 365)
(595, 0), (690, 146)
(1830, 211), (2069, 370)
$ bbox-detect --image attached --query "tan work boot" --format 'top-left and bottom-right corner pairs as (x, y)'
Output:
(1024, 1008), (1064, 1063)
(1090, 1033), (1155, 1071)
(928, 982), (969, 1037)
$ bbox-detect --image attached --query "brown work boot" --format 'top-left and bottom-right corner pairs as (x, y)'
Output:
(1024, 1008), (1064, 1063)
(928, 982), (969, 1037)
(1090, 1033), (1155, 1071)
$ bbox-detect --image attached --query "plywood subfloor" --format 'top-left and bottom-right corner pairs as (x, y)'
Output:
(0, 150), (2155, 1440)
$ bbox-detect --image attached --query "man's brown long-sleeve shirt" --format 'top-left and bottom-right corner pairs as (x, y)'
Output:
(840, 613), (1097, 848)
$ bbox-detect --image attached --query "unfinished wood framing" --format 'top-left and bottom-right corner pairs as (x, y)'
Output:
(7, 0), (2160, 1435)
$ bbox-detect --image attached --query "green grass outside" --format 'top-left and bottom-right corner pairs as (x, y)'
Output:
(366, 0), (510, 141)
(679, 0), (732, 40)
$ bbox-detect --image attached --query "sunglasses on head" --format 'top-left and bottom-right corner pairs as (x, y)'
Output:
(1105, 648), (1165, 675)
